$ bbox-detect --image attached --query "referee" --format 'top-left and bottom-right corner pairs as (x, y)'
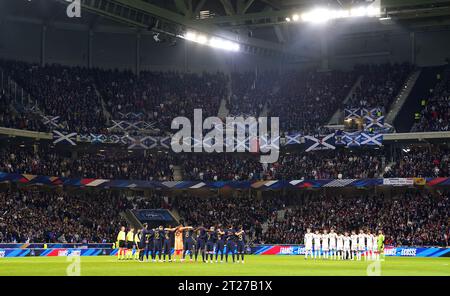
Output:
(117, 226), (126, 260)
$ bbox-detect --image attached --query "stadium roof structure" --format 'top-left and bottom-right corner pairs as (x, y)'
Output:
(3, 0), (450, 59)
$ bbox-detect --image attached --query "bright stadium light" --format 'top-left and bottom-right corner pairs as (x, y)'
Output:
(196, 34), (208, 44)
(292, 14), (299, 21)
(367, 5), (381, 17)
(350, 6), (367, 17)
(184, 31), (197, 41)
(301, 8), (334, 23)
(296, 4), (380, 24)
(183, 31), (240, 52)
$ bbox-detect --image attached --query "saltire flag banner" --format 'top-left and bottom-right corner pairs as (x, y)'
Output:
(89, 133), (107, 144)
(304, 133), (335, 152)
(345, 107), (383, 119)
(362, 107), (383, 118)
(110, 120), (157, 131)
(285, 133), (302, 145)
(334, 131), (383, 147)
(41, 115), (60, 128)
(344, 108), (362, 119)
(364, 114), (384, 128)
(360, 132), (383, 146)
(53, 130), (77, 146)
(334, 130), (346, 146)
(126, 136), (157, 149)
(342, 131), (361, 147)
(159, 137), (171, 149)
(118, 112), (144, 120)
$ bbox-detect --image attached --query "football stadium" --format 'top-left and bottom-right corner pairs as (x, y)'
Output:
(0, 0), (449, 279)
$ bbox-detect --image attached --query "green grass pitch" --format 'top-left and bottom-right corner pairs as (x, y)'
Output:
(1, 256), (449, 276)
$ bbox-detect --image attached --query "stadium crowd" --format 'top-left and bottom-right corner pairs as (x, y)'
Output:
(180, 149), (386, 181)
(412, 65), (450, 132)
(174, 195), (286, 241)
(383, 146), (449, 178)
(228, 69), (359, 133)
(0, 145), (175, 181)
(0, 189), (127, 243)
(347, 63), (413, 109)
(269, 70), (356, 134)
(260, 191), (449, 247)
(0, 187), (447, 247)
(95, 69), (227, 132)
(0, 60), (227, 134)
(1, 143), (449, 181)
(1, 59), (419, 136)
(271, 149), (384, 179)
(0, 60), (106, 133)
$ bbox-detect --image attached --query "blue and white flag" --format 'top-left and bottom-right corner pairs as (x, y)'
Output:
(342, 131), (361, 147)
(304, 133), (335, 152)
(360, 132), (383, 146)
(364, 114), (384, 129)
(286, 133), (302, 145)
(344, 108), (362, 119)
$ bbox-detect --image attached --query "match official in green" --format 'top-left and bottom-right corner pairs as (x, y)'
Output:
(377, 230), (385, 261)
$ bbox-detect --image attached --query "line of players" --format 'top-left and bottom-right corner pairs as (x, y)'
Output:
(304, 228), (385, 260)
(116, 223), (247, 264)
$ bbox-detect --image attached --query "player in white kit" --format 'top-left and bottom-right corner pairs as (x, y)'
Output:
(366, 230), (374, 260)
(357, 229), (366, 261)
(372, 231), (378, 260)
(343, 232), (351, 260)
(336, 232), (344, 260)
(350, 230), (358, 260)
(328, 229), (338, 260)
(321, 229), (329, 260)
(313, 230), (322, 259)
(304, 228), (314, 260)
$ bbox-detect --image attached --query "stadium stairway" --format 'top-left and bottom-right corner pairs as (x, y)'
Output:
(93, 84), (111, 123)
(383, 161), (397, 176)
(394, 65), (446, 132)
(172, 165), (183, 181)
(217, 75), (232, 119)
(218, 97), (229, 119)
(170, 208), (181, 222)
(260, 102), (270, 117)
(328, 75), (363, 125)
(261, 208), (288, 235)
(386, 69), (422, 129)
(122, 210), (143, 230)
(1, 71), (34, 108)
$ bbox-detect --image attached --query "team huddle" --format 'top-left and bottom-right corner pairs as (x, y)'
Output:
(304, 229), (385, 260)
(116, 223), (247, 264)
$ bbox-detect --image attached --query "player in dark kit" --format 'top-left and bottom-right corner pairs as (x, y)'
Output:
(215, 227), (226, 263)
(225, 226), (237, 263)
(152, 226), (164, 262)
(194, 226), (207, 263)
(182, 225), (194, 262)
(235, 225), (246, 264)
(138, 223), (151, 262)
(163, 225), (177, 262)
(206, 226), (217, 263)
